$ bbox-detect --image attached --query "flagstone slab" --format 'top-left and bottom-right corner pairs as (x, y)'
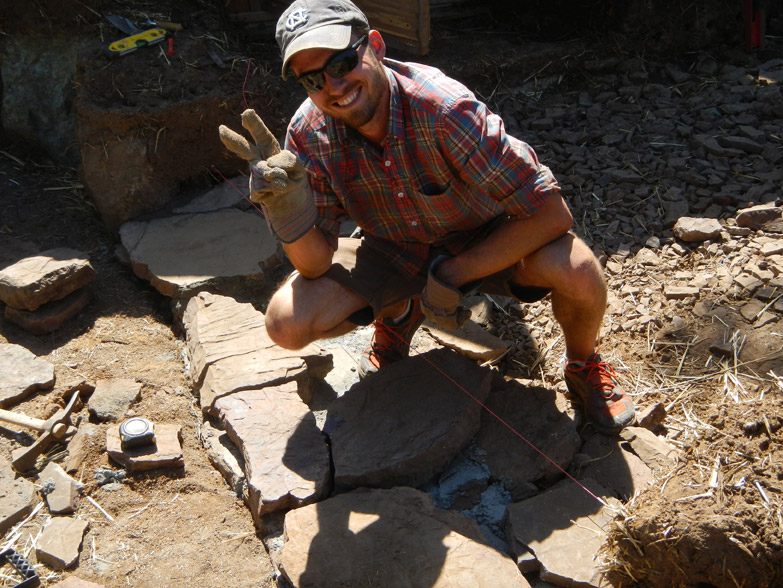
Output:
(106, 423), (184, 472)
(326, 348), (492, 491)
(36, 516), (90, 570)
(423, 319), (511, 362)
(0, 247), (95, 311)
(0, 456), (37, 535)
(473, 381), (582, 500)
(183, 292), (332, 403)
(506, 478), (620, 587)
(118, 208), (281, 299)
(4, 286), (91, 334)
(214, 382), (331, 525)
(0, 343), (55, 407)
(277, 486), (528, 588)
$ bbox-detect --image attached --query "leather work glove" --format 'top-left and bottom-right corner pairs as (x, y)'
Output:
(219, 109), (316, 243)
(421, 255), (476, 331)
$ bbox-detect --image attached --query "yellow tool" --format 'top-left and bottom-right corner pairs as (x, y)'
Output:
(106, 28), (168, 57)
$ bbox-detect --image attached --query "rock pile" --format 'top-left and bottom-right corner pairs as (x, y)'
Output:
(0, 243), (95, 334)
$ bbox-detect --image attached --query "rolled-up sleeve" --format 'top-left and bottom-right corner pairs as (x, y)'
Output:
(438, 97), (561, 219)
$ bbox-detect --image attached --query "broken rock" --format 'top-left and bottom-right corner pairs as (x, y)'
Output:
(36, 516), (90, 570)
(88, 378), (142, 422)
(422, 319), (511, 363)
(0, 343), (55, 407)
(0, 456), (37, 535)
(672, 217), (723, 242)
(620, 426), (681, 470)
(39, 462), (82, 514)
(4, 287), (91, 334)
(735, 204), (782, 229)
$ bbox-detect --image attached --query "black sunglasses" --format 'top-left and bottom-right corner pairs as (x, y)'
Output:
(296, 35), (368, 93)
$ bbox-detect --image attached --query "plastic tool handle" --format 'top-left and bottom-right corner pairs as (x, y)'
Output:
(0, 548), (40, 587)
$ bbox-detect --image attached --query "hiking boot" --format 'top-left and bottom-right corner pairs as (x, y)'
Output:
(564, 352), (637, 434)
(358, 299), (425, 378)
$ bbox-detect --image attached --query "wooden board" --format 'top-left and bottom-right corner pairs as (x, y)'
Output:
(355, 0), (430, 55)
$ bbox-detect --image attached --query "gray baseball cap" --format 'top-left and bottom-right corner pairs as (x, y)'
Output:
(276, 0), (369, 80)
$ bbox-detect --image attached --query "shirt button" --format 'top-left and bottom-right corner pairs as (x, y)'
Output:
(385, 160), (391, 167)
(397, 192), (404, 198)
(411, 221), (418, 227)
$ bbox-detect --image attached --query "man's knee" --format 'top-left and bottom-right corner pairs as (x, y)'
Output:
(519, 234), (605, 295)
(264, 289), (307, 350)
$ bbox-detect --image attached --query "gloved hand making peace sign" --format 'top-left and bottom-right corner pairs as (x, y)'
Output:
(219, 109), (317, 243)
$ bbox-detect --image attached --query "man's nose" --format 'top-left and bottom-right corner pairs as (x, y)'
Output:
(323, 73), (349, 93)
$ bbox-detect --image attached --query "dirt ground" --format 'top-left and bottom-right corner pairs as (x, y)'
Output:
(1, 0), (783, 586)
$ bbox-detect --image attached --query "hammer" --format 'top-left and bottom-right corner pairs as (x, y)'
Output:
(0, 391), (81, 472)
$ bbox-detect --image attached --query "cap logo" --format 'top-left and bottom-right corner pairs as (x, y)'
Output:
(286, 8), (310, 32)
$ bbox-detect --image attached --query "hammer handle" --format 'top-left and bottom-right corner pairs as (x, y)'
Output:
(0, 408), (46, 431)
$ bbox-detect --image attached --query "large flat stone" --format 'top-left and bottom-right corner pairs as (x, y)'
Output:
(183, 292), (267, 387)
(278, 487), (528, 588)
(474, 381), (582, 500)
(506, 478), (620, 587)
(119, 209), (281, 299)
(0, 248), (95, 311)
(214, 382), (331, 525)
(326, 348), (492, 490)
(0, 343), (55, 407)
(183, 292), (331, 400)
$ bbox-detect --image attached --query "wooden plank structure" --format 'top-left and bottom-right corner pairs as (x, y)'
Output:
(225, 0), (431, 55)
(355, 0), (430, 55)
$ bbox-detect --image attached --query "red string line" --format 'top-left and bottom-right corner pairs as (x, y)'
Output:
(209, 165), (265, 216)
(243, 58), (254, 110)
(402, 330), (610, 508)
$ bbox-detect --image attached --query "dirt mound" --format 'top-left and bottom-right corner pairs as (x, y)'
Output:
(606, 396), (783, 587)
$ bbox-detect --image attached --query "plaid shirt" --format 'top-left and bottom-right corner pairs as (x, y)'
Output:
(285, 59), (560, 278)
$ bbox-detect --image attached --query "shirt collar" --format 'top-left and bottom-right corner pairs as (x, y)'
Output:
(385, 61), (405, 142)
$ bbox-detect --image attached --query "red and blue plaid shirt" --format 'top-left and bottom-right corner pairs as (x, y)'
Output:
(285, 59), (560, 278)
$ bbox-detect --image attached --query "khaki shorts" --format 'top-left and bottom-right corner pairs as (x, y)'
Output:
(324, 237), (551, 326)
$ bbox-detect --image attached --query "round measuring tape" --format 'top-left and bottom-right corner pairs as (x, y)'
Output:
(119, 417), (156, 449)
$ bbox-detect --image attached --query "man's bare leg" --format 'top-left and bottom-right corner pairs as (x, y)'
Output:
(511, 233), (635, 433)
(264, 272), (407, 350)
(510, 232), (607, 361)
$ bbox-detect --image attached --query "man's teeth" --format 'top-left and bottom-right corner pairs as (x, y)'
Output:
(337, 88), (360, 106)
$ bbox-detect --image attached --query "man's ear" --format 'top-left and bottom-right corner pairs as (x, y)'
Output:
(367, 29), (386, 60)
